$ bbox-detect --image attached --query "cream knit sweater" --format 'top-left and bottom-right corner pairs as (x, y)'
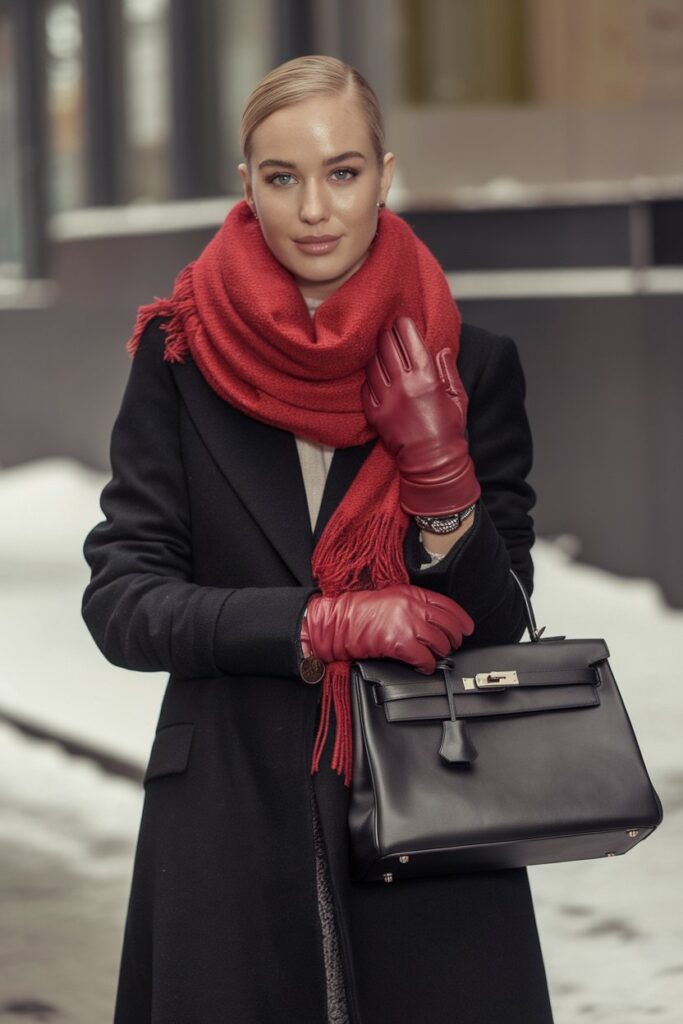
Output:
(295, 297), (334, 531)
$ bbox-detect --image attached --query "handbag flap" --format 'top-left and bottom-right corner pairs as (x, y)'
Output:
(354, 638), (609, 722)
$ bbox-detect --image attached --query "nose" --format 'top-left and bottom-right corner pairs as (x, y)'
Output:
(299, 178), (328, 224)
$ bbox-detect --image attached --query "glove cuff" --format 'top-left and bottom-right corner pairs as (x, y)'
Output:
(299, 613), (313, 657)
(399, 461), (481, 517)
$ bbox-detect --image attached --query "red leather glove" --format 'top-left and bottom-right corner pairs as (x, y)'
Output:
(300, 584), (474, 675)
(361, 316), (481, 517)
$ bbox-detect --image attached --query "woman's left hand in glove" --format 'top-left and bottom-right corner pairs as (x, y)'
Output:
(361, 316), (481, 517)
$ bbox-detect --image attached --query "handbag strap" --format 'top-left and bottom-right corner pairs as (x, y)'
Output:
(508, 567), (546, 642)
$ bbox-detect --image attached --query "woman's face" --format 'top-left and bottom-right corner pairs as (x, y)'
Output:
(238, 93), (394, 301)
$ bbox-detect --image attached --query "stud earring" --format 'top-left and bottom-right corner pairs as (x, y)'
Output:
(377, 200), (386, 208)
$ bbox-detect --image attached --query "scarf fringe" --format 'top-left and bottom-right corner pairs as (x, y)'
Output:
(126, 264), (195, 363)
(311, 506), (410, 597)
(309, 503), (410, 788)
(311, 661), (354, 787)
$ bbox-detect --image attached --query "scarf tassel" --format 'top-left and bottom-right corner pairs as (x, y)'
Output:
(126, 264), (195, 363)
(310, 505), (409, 789)
(310, 661), (353, 787)
(312, 505), (410, 597)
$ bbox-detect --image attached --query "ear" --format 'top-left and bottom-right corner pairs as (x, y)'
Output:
(379, 151), (395, 204)
(238, 163), (255, 213)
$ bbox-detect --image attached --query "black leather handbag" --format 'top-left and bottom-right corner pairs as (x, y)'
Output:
(348, 569), (663, 883)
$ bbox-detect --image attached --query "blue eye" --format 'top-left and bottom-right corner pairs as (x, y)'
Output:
(331, 168), (358, 181)
(265, 167), (359, 187)
(267, 173), (295, 186)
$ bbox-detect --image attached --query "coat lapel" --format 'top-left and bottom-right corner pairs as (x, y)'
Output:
(172, 357), (377, 586)
(172, 359), (314, 585)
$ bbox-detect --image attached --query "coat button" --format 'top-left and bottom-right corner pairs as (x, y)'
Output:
(300, 655), (326, 685)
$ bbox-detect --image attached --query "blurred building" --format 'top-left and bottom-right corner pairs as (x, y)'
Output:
(4, 0), (683, 267)
(1, 0), (682, 603)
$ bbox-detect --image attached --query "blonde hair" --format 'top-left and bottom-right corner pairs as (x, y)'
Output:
(240, 55), (385, 167)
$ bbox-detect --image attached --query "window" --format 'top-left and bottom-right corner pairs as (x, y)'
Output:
(217, 0), (275, 195)
(0, 10), (21, 274)
(123, 0), (172, 201)
(45, 0), (85, 212)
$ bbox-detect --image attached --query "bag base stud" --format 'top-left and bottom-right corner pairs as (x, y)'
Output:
(627, 829), (640, 838)
(383, 872), (394, 883)
(399, 855), (410, 863)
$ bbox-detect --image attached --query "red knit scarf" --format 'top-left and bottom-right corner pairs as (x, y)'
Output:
(128, 199), (462, 787)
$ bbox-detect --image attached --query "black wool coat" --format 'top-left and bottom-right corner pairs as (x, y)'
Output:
(82, 317), (555, 1024)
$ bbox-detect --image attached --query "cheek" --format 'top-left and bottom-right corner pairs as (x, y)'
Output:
(256, 203), (291, 249)
(343, 205), (378, 247)
(335, 192), (380, 240)
(335, 199), (378, 245)
(334, 183), (376, 217)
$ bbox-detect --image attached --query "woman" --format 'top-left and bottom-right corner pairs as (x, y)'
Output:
(82, 56), (554, 1024)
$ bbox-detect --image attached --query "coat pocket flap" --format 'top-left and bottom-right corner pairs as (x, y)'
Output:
(144, 722), (195, 784)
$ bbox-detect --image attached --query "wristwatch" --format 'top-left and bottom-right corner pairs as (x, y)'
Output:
(414, 502), (477, 535)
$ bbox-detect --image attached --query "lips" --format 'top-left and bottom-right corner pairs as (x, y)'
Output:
(294, 235), (341, 256)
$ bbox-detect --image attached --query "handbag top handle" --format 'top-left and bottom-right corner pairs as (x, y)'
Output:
(508, 567), (546, 642)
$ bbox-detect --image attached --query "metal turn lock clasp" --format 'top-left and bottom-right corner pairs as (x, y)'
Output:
(463, 670), (519, 691)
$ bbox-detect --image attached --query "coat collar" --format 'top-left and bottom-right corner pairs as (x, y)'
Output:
(171, 358), (376, 586)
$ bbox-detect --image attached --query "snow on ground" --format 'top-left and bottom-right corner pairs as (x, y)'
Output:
(0, 722), (140, 1024)
(0, 458), (681, 1023)
(0, 458), (167, 764)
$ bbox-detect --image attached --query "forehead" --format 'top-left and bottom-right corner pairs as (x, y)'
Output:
(250, 94), (372, 162)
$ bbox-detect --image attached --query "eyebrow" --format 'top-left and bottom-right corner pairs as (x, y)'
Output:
(257, 151), (367, 171)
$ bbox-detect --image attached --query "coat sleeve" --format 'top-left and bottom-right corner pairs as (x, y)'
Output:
(403, 334), (536, 648)
(81, 320), (318, 680)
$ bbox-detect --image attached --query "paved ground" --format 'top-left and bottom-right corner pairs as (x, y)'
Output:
(0, 725), (139, 1024)
(0, 460), (681, 1022)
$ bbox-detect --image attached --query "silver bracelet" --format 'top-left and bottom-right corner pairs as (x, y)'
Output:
(414, 502), (477, 535)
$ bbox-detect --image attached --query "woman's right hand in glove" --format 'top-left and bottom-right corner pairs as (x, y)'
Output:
(300, 584), (474, 675)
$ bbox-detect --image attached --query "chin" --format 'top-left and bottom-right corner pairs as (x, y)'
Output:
(301, 262), (348, 282)
(287, 257), (348, 283)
